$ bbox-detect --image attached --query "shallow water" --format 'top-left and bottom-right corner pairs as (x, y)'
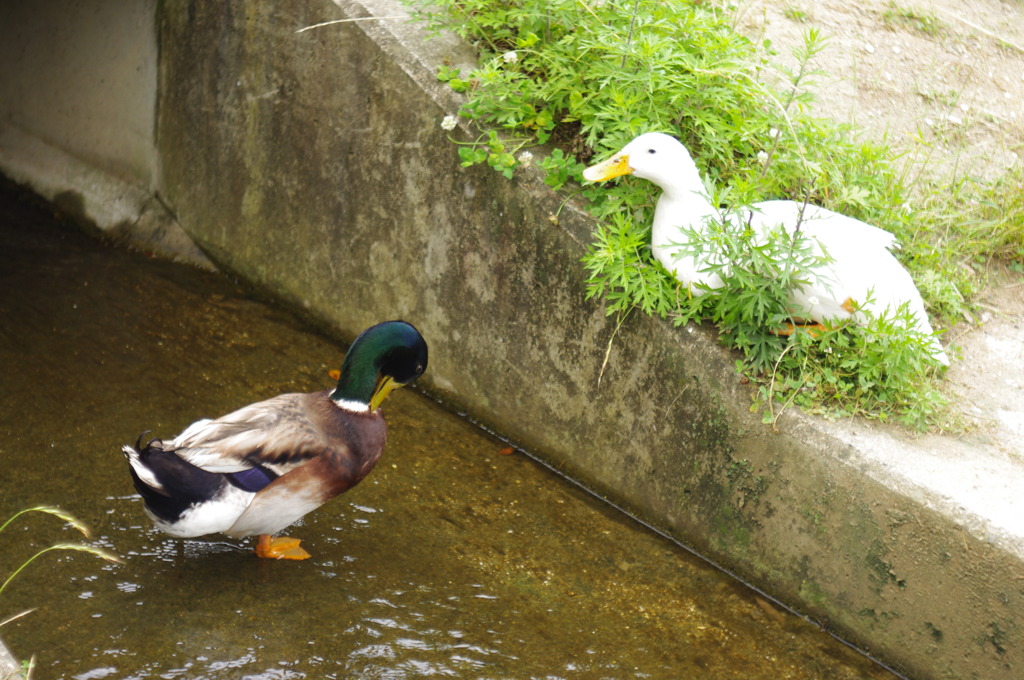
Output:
(0, 188), (896, 679)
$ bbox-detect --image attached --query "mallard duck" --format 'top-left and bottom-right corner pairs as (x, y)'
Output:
(583, 132), (949, 365)
(123, 320), (429, 560)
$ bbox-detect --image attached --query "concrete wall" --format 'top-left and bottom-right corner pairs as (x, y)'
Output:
(1, 1), (1022, 679)
(0, 0), (206, 264)
(0, 0), (156, 186)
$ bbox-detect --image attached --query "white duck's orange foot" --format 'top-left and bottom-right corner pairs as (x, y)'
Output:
(255, 534), (311, 560)
(773, 322), (828, 337)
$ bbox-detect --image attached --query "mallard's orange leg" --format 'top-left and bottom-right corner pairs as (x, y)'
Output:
(255, 533), (311, 560)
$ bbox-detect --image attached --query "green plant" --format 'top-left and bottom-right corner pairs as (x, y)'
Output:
(408, 0), (1020, 427)
(881, 2), (944, 36)
(659, 168), (956, 427)
(669, 212), (835, 373)
(584, 213), (681, 320)
(783, 6), (810, 23)
(951, 165), (1024, 263)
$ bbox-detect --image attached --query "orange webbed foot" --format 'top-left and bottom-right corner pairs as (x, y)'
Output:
(773, 322), (827, 337)
(255, 534), (312, 560)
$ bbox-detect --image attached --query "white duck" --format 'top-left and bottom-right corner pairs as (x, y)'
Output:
(583, 132), (948, 366)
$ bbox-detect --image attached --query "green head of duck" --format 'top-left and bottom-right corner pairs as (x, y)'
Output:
(330, 320), (429, 411)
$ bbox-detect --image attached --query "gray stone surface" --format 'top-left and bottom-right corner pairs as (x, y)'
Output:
(0, 0), (209, 267)
(0, 639), (19, 680)
(0, 0), (1021, 678)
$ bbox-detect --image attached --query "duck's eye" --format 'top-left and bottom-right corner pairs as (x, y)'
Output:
(647, 148), (656, 154)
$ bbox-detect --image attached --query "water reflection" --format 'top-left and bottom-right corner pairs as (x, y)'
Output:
(0, 187), (895, 679)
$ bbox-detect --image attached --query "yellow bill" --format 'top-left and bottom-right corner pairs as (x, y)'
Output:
(583, 152), (634, 182)
(369, 374), (401, 412)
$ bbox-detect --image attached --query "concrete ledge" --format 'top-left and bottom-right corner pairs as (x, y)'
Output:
(0, 0), (210, 268)
(0, 123), (211, 268)
(2, 0), (1021, 678)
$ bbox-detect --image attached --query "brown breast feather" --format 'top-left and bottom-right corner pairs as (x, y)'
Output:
(224, 391), (388, 537)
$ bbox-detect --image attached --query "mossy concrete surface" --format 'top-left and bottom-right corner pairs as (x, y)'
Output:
(2, 1), (1022, 678)
(0, 0), (210, 267)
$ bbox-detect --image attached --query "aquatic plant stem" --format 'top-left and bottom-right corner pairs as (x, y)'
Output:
(0, 506), (90, 537)
(0, 608), (36, 629)
(0, 544), (121, 599)
(0, 506), (121, 601)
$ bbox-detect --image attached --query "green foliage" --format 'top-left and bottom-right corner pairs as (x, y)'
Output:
(670, 216), (834, 374)
(583, 212), (681, 319)
(756, 305), (950, 429)
(585, 201), (950, 426)
(783, 6), (810, 23)
(976, 166), (1024, 264)
(406, 0), (1023, 427)
(881, 2), (944, 36)
(538, 148), (584, 190)
(936, 165), (1024, 266)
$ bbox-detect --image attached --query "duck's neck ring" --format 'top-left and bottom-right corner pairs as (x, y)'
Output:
(330, 396), (372, 413)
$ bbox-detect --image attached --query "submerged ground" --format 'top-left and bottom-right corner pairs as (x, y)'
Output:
(0, 188), (900, 678)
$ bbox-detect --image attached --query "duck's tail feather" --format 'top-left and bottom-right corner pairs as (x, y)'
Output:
(122, 434), (225, 524)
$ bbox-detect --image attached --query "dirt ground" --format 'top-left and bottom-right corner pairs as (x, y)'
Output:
(740, 0), (1023, 181)
(734, 0), (1024, 460)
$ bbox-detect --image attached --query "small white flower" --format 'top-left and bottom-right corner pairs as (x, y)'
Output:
(807, 296), (820, 306)
(769, 127), (781, 139)
(517, 150), (534, 167)
(502, 50), (519, 64)
(757, 150), (769, 163)
(440, 114), (458, 131)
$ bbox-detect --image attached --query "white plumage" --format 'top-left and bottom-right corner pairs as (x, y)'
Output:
(584, 132), (948, 366)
